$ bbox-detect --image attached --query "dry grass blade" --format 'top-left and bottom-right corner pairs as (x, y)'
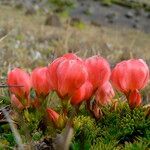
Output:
(54, 125), (74, 150)
(0, 34), (8, 43)
(0, 85), (24, 88)
(0, 29), (13, 43)
(2, 108), (24, 150)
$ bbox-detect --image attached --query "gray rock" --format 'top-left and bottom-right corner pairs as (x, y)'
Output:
(30, 50), (42, 60)
(45, 14), (62, 27)
(132, 23), (140, 29)
(134, 17), (140, 23)
(106, 12), (118, 23)
(70, 17), (81, 26)
(35, 138), (54, 150)
(134, 9), (143, 16)
(25, 7), (36, 15)
(125, 11), (134, 19)
(91, 20), (101, 27)
(147, 13), (150, 19)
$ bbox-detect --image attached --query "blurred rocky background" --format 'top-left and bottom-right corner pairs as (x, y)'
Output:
(0, 0), (149, 72)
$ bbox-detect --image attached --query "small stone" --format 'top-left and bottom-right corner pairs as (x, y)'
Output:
(70, 17), (81, 26)
(106, 12), (118, 23)
(143, 3), (148, 8)
(83, 6), (94, 15)
(35, 138), (54, 150)
(15, 2), (23, 9)
(134, 9), (142, 16)
(125, 11), (134, 19)
(132, 23), (140, 29)
(91, 21), (101, 27)
(134, 17), (140, 23)
(45, 14), (62, 27)
(147, 13), (150, 19)
(31, 50), (42, 60)
(25, 7), (36, 15)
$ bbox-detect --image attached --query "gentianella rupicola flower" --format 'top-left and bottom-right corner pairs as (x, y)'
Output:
(47, 56), (65, 91)
(95, 81), (115, 106)
(47, 108), (66, 129)
(70, 81), (93, 105)
(62, 53), (82, 60)
(48, 53), (88, 98)
(111, 59), (149, 108)
(7, 68), (31, 107)
(47, 108), (59, 123)
(85, 56), (111, 91)
(47, 53), (82, 91)
(31, 67), (51, 97)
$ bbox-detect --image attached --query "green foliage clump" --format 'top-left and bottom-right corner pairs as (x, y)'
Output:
(71, 102), (150, 150)
(92, 103), (150, 150)
(1, 84), (150, 150)
(72, 115), (99, 150)
(48, 0), (74, 12)
(101, 0), (113, 6)
(0, 131), (16, 149)
(123, 141), (150, 150)
(90, 141), (117, 150)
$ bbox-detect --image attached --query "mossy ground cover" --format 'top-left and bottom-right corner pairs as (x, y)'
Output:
(1, 88), (150, 150)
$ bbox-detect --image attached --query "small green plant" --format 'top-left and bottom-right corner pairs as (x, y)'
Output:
(48, 0), (74, 12)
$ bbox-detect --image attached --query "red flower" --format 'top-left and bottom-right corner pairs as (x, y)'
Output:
(57, 59), (88, 97)
(71, 81), (93, 105)
(47, 108), (59, 123)
(11, 94), (24, 110)
(111, 59), (149, 108)
(95, 81), (115, 106)
(129, 90), (141, 109)
(47, 108), (67, 129)
(47, 57), (65, 90)
(111, 59), (149, 93)
(31, 67), (51, 97)
(48, 53), (88, 98)
(7, 68), (31, 99)
(85, 56), (111, 91)
(62, 53), (82, 60)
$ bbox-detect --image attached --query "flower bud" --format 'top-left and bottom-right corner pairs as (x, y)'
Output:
(31, 67), (51, 97)
(95, 81), (115, 106)
(7, 68), (31, 99)
(85, 56), (111, 90)
(71, 81), (93, 105)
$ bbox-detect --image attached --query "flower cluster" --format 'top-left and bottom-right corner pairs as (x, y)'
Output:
(111, 59), (149, 108)
(6, 53), (149, 124)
